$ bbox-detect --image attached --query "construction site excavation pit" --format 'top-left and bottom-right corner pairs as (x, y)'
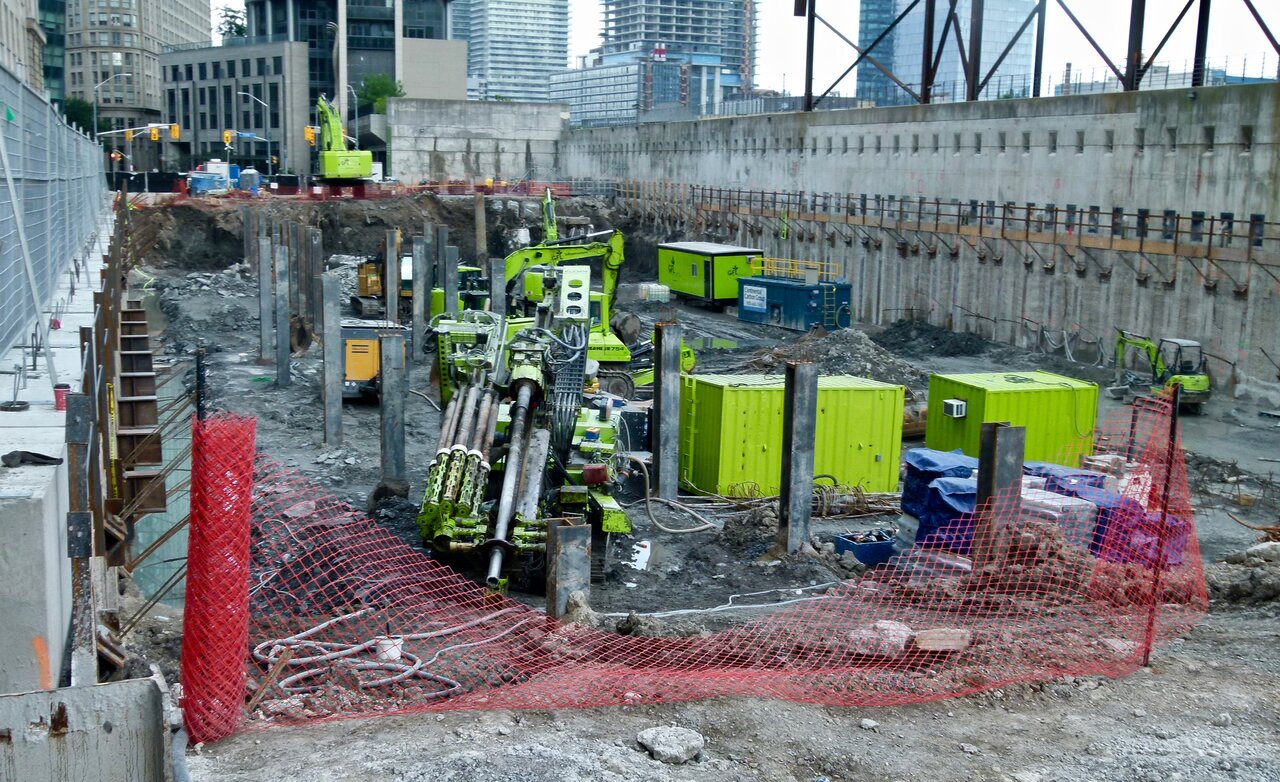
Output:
(121, 195), (1280, 782)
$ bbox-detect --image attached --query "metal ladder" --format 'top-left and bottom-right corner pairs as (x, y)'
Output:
(821, 283), (837, 327)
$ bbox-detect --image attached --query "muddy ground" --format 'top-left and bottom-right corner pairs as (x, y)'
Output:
(129, 195), (1280, 781)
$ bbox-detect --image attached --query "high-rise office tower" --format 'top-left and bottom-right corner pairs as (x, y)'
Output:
(163, 1), (464, 173)
(63, 0), (208, 167)
(1, 0), (48, 91)
(457, 0), (567, 102)
(856, 0), (1038, 106)
(551, 0), (756, 126)
(602, 0), (754, 93)
(38, 0), (64, 100)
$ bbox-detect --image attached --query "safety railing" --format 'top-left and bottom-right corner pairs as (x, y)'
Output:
(750, 256), (843, 282)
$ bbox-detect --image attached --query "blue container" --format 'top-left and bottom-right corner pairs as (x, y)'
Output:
(737, 276), (853, 332)
(833, 530), (897, 565)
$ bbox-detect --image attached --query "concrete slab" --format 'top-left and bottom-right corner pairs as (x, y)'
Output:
(0, 209), (111, 695)
(0, 678), (168, 781)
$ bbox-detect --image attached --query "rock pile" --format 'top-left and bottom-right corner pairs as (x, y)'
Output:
(747, 327), (928, 389)
(1206, 542), (1280, 606)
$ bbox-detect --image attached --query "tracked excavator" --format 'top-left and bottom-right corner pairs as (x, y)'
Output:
(315, 95), (372, 183)
(418, 264), (634, 591)
(1111, 329), (1211, 413)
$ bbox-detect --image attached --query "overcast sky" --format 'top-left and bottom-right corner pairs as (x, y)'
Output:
(214, 1), (1278, 94)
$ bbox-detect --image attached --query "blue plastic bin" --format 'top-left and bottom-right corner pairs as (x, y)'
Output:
(833, 530), (897, 566)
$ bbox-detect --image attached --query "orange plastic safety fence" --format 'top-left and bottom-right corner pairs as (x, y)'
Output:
(180, 413), (257, 742)
(185, 399), (1205, 735)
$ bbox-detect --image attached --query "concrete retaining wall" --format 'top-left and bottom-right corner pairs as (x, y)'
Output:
(693, 213), (1280, 404)
(386, 98), (569, 183)
(564, 84), (1280, 222)
(0, 678), (168, 781)
(563, 84), (1280, 399)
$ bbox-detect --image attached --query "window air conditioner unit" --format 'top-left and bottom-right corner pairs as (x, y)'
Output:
(942, 398), (967, 418)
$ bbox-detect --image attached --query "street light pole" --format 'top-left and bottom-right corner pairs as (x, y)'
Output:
(346, 83), (360, 150)
(92, 71), (133, 142)
(237, 90), (273, 176)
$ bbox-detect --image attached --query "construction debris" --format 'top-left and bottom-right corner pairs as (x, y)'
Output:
(745, 327), (928, 388)
(1207, 545), (1280, 606)
(115, 193), (1280, 782)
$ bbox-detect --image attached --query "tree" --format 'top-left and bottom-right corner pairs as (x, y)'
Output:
(216, 6), (247, 39)
(357, 74), (405, 114)
(61, 97), (103, 133)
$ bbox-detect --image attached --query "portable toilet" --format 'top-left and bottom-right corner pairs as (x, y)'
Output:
(239, 167), (260, 192)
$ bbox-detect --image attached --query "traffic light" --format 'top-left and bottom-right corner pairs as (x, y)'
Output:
(109, 150), (122, 162)
(223, 129), (233, 145)
(124, 129), (134, 142)
(304, 125), (315, 146)
(149, 126), (159, 141)
(169, 123), (180, 139)
(271, 155), (278, 165)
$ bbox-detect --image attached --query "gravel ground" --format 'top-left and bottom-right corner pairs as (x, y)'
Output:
(187, 607), (1280, 782)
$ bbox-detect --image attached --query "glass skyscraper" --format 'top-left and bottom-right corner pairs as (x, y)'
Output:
(856, 0), (1038, 106)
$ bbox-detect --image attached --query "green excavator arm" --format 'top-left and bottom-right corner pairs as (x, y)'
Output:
(316, 95), (372, 180)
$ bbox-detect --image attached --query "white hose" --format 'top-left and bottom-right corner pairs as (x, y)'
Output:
(625, 455), (719, 534)
(251, 605), (534, 697)
(601, 583), (839, 619)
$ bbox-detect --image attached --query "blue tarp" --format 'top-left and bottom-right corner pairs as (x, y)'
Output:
(917, 477), (979, 554)
(903, 448), (978, 519)
(1026, 461), (1108, 492)
(1122, 512), (1192, 567)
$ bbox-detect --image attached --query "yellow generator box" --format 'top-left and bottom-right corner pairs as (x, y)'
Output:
(679, 374), (904, 496)
(925, 370), (1098, 464)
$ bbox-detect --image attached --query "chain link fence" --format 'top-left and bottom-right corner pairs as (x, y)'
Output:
(0, 64), (107, 359)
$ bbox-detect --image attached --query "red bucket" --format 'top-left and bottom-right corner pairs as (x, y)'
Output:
(54, 383), (70, 412)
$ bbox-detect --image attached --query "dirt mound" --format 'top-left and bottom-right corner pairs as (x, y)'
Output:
(872, 319), (990, 358)
(135, 203), (245, 270)
(747, 327), (928, 389)
(720, 505), (779, 558)
(132, 194), (472, 271)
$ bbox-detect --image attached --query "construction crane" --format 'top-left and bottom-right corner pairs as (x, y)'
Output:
(315, 95), (372, 182)
(418, 265), (631, 591)
(1112, 330), (1211, 413)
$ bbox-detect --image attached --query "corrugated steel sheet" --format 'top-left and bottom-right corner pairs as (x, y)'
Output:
(925, 370), (1098, 464)
(680, 374), (904, 495)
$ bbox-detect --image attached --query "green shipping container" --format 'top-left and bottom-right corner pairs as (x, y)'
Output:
(679, 374), (904, 496)
(925, 371), (1098, 465)
(658, 242), (762, 304)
